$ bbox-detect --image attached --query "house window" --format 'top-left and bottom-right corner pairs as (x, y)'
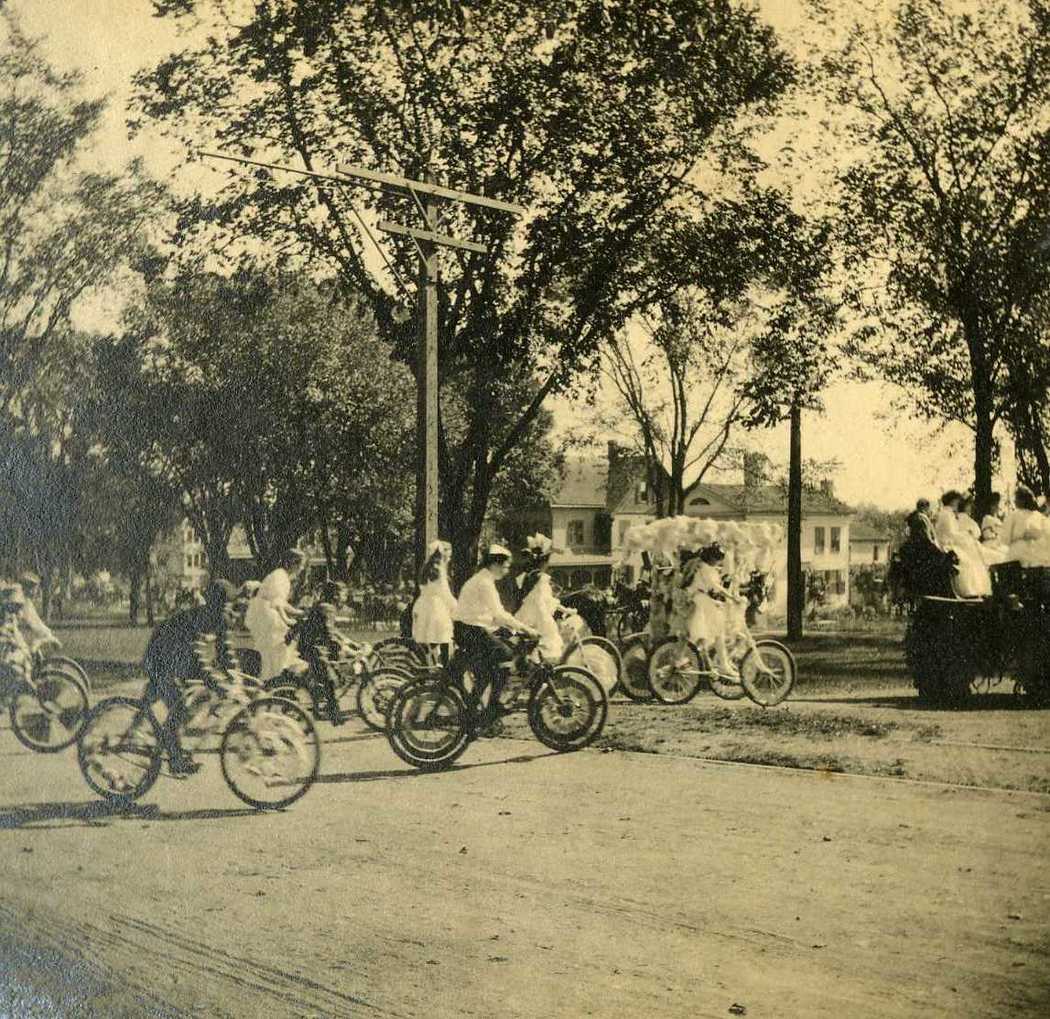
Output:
(185, 554), (193, 570)
(823, 569), (846, 595)
(830, 527), (841, 554)
(873, 545), (880, 563)
(814, 527), (825, 555)
(635, 481), (649, 504)
(567, 520), (586, 546)
(184, 527), (194, 544)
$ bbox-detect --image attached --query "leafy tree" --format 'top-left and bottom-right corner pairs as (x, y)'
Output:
(102, 270), (417, 579)
(133, 0), (794, 579)
(818, 0), (1050, 515)
(0, 11), (164, 610)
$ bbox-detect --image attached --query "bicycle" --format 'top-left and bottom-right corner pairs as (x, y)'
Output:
(1, 649), (89, 753)
(264, 638), (379, 721)
(76, 668), (321, 810)
(385, 631), (609, 771)
(646, 625), (796, 707)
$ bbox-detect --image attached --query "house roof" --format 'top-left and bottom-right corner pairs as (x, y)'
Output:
(688, 482), (854, 517)
(552, 459), (608, 508)
(850, 522), (890, 542)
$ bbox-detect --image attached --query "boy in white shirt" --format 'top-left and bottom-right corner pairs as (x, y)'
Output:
(453, 545), (539, 725)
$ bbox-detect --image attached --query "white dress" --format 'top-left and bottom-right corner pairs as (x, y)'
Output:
(686, 563), (729, 648)
(245, 568), (300, 680)
(515, 573), (564, 661)
(1002, 510), (1048, 566)
(412, 570), (457, 645)
(934, 510), (991, 597)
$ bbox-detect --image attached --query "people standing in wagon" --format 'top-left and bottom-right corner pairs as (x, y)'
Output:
(412, 540), (457, 665)
(245, 549), (306, 681)
(1002, 485), (1048, 566)
(981, 492), (1005, 546)
(935, 490), (991, 596)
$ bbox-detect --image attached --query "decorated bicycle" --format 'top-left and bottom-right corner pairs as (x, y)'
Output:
(616, 516), (795, 707)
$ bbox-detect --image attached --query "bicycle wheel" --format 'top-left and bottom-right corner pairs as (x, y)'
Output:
(647, 637), (705, 704)
(386, 680), (471, 771)
(356, 667), (413, 730)
(262, 673), (317, 717)
(528, 666), (608, 752)
(9, 670), (89, 753)
(47, 655), (92, 693)
(219, 697), (320, 810)
(564, 638), (620, 697)
(620, 637), (652, 701)
(740, 640), (797, 707)
(372, 638), (424, 673)
(77, 696), (163, 804)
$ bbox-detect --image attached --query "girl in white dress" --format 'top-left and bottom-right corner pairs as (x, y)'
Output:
(412, 540), (457, 664)
(681, 544), (739, 678)
(981, 492), (1005, 546)
(934, 491), (991, 597)
(515, 534), (568, 661)
(245, 549), (306, 680)
(1003, 485), (1050, 566)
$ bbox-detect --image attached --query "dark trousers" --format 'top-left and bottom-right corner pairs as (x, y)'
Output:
(453, 623), (513, 710)
(304, 650), (339, 713)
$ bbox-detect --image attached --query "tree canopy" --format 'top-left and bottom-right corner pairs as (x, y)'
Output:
(133, 0), (796, 575)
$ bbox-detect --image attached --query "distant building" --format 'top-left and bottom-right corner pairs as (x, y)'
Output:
(500, 443), (857, 603)
(849, 522), (892, 567)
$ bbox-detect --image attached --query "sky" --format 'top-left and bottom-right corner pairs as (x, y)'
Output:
(10, 0), (1019, 511)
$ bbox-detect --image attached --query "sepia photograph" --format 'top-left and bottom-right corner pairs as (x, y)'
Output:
(1, 0), (1049, 1015)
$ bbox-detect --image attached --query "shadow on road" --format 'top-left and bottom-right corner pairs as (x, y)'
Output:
(318, 747), (558, 785)
(0, 799), (259, 831)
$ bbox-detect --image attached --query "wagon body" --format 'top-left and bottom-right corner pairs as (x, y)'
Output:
(904, 565), (1050, 707)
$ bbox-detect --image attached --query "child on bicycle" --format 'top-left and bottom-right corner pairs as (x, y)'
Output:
(285, 581), (351, 725)
(453, 544), (540, 727)
(142, 580), (237, 775)
(680, 543), (742, 680)
(514, 533), (572, 661)
(412, 540), (457, 666)
(17, 573), (62, 655)
(0, 584), (33, 691)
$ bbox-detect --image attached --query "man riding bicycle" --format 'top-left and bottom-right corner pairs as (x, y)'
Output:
(452, 544), (539, 730)
(142, 580), (237, 775)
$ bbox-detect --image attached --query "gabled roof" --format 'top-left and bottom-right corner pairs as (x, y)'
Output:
(552, 459), (608, 508)
(688, 482), (854, 517)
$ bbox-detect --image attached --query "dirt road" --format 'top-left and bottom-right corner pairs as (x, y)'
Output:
(1, 725), (1048, 1018)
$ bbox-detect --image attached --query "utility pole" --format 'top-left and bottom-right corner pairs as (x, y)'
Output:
(338, 161), (525, 573)
(198, 149), (527, 573)
(415, 171), (441, 562)
(787, 395), (804, 642)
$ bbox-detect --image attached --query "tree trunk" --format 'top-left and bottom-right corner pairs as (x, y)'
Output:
(973, 387), (995, 520)
(128, 567), (142, 625)
(787, 399), (804, 643)
(145, 572), (156, 627)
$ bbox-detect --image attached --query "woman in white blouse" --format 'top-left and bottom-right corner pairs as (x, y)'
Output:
(1002, 485), (1049, 566)
(934, 491), (991, 597)
(245, 549), (306, 680)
